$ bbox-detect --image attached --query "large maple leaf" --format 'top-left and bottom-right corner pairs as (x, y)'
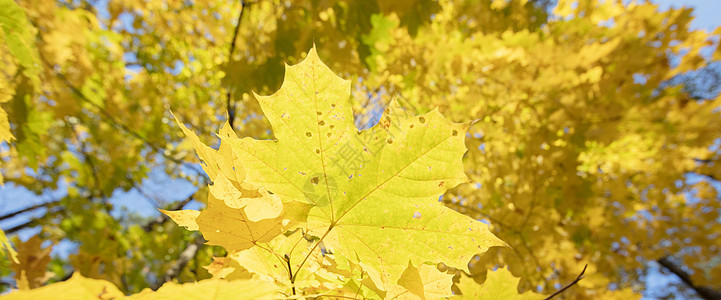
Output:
(224, 46), (505, 288)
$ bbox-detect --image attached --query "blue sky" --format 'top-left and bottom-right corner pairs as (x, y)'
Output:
(652, 0), (721, 31)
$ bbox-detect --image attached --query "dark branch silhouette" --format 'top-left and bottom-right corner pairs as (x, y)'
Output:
(225, 1), (249, 129)
(0, 200), (59, 222)
(657, 257), (721, 300)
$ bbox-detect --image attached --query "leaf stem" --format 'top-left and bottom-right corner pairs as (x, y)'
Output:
(284, 254), (296, 295)
(291, 227), (333, 285)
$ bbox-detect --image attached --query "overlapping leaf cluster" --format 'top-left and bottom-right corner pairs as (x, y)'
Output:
(1, 47), (523, 298)
(162, 47), (507, 297)
(1, 0), (721, 298)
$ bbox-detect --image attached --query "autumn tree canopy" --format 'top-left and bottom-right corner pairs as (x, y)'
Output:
(1, 0), (720, 299)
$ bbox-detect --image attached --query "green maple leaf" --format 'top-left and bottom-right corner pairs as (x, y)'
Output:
(225, 46), (505, 289)
(0, 0), (41, 87)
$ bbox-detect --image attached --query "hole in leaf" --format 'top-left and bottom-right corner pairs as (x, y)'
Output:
(306, 132), (312, 137)
(419, 116), (426, 124)
(413, 211), (422, 219)
(331, 104), (336, 108)
(310, 177), (319, 185)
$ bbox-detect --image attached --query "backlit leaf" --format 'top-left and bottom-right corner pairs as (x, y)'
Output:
(455, 267), (543, 300)
(0, 273), (123, 300)
(127, 278), (280, 299)
(226, 46), (505, 289)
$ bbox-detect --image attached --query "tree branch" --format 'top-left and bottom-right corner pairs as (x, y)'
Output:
(151, 236), (205, 290)
(543, 264), (587, 300)
(225, 1), (248, 129)
(0, 200), (59, 222)
(657, 257), (721, 300)
(3, 207), (64, 235)
(3, 219), (36, 235)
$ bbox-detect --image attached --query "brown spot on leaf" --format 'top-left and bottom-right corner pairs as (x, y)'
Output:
(306, 132), (312, 137)
(319, 120), (325, 126)
(419, 116), (426, 123)
(452, 130), (458, 136)
(310, 176), (319, 185)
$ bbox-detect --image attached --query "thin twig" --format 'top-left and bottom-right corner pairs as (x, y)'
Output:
(543, 264), (587, 300)
(129, 178), (161, 208)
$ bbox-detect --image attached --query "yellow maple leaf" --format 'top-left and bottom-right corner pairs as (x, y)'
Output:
(0, 273), (123, 300)
(455, 267), (543, 299)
